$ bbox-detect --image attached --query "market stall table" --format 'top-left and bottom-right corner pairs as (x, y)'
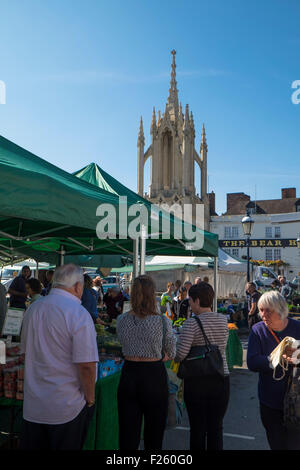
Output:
(0, 373), (122, 450)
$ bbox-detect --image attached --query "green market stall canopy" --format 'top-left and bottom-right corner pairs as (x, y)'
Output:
(0, 136), (218, 265)
(73, 162), (219, 259)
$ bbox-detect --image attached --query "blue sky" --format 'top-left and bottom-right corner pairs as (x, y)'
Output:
(1, 0), (300, 214)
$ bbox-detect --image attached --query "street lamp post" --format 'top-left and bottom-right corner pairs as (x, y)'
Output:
(242, 214), (255, 282)
(297, 238), (300, 279)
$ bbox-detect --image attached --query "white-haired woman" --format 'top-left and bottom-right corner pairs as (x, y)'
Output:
(247, 290), (300, 450)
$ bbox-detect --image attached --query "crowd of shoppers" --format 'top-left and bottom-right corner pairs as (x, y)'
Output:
(115, 276), (229, 451)
(5, 264), (300, 451)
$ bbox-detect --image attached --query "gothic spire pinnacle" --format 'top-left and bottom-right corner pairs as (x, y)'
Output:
(190, 111), (194, 128)
(163, 102), (169, 118)
(157, 110), (161, 126)
(151, 107), (157, 135)
(201, 123), (207, 152)
(138, 116), (145, 146)
(183, 103), (190, 130)
(168, 49), (179, 112)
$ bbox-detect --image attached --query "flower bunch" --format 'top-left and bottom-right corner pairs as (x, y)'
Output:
(228, 323), (238, 330)
(251, 260), (288, 267)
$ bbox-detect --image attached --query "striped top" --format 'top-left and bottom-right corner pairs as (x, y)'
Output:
(175, 312), (229, 376)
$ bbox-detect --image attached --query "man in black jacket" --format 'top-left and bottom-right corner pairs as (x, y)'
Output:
(246, 282), (261, 330)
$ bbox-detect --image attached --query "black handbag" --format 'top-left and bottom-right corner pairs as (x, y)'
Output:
(177, 316), (224, 380)
(283, 366), (300, 431)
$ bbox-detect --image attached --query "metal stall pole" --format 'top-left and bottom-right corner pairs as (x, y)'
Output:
(139, 225), (147, 275)
(213, 256), (218, 312)
(133, 238), (139, 280)
(59, 246), (65, 267)
(35, 260), (39, 279)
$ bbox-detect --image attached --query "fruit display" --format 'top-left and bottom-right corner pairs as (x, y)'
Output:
(173, 318), (186, 329)
(95, 324), (105, 335)
(0, 345), (24, 400)
(97, 333), (123, 357)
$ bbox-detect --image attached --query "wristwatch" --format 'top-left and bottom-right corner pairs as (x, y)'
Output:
(87, 401), (95, 407)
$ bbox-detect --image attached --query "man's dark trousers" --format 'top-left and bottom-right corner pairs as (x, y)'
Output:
(20, 403), (95, 450)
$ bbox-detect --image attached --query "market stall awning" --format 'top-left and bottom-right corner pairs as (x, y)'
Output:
(111, 249), (247, 274)
(0, 136), (218, 265)
(74, 162), (219, 257)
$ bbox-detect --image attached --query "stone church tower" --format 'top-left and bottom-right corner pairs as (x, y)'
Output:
(137, 50), (211, 231)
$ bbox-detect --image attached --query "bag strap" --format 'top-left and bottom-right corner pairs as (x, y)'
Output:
(266, 325), (281, 345)
(193, 315), (212, 349)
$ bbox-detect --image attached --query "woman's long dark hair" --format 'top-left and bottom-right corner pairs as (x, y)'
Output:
(130, 275), (158, 317)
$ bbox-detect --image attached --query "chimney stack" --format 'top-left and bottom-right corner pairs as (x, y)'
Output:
(281, 188), (296, 199)
(226, 192), (251, 214)
(208, 191), (216, 215)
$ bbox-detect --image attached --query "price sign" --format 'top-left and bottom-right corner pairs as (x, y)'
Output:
(2, 308), (24, 336)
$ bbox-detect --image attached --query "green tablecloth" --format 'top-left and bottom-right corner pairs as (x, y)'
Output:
(226, 329), (243, 370)
(0, 374), (122, 451)
(83, 371), (121, 450)
(0, 397), (22, 407)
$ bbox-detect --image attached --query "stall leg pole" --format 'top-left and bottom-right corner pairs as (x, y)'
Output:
(139, 225), (146, 275)
(213, 256), (218, 312)
(60, 246), (65, 267)
(35, 260), (39, 279)
(133, 238), (139, 280)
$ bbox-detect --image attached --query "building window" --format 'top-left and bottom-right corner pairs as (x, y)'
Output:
(232, 248), (239, 258)
(224, 227), (231, 238)
(274, 226), (281, 238)
(274, 249), (281, 260)
(224, 226), (239, 239)
(265, 249), (273, 261)
(265, 227), (272, 238)
(223, 248), (231, 255)
(232, 226), (239, 238)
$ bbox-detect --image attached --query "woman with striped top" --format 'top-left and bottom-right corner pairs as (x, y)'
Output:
(175, 282), (230, 450)
(117, 275), (176, 450)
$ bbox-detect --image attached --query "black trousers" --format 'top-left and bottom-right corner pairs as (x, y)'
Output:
(184, 375), (230, 450)
(117, 360), (169, 450)
(20, 403), (95, 450)
(260, 403), (300, 450)
(248, 313), (260, 330)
